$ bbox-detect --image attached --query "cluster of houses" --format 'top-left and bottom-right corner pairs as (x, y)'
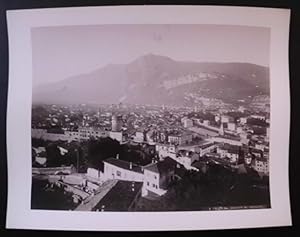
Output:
(32, 110), (270, 202)
(81, 138), (269, 198)
(84, 155), (184, 197)
(32, 115), (126, 143)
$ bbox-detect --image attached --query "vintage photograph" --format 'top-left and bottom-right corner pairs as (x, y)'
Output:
(30, 24), (271, 212)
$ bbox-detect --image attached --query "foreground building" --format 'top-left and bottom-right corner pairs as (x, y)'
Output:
(142, 158), (178, 196)
(103, 158), (144, 182)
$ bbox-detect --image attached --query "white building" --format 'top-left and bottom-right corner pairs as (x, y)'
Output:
(199, 143), (217, 157)
(109, 131), (124, 143)
(176, 150), (199, 169)
(78, 127), (108, 140)
(251, 114), (266, 120)
(188, 126), (219, 137)
(182, 118), (193, 128)
(227, 122), (236, 131)
(236, 127), (244, 134)
(221, 115), (234, 123)
(142, 158), (177, 197)
(240, 117), (248, 125)
(209, 135), (242, 146)
(133, 131), (145, 143)
(155, 143), (178, 160)
(168, 132), (193, 145)
(255, 143), (266, 151)
(253, 158), (269, 175)
(103, 158), (144, 182)
(203, 120), (210, 126)
(86, 167), (103, 180)
(65, 130), (80, 141)
(216, 144), (240, 163)
(111, 115), (123, 132)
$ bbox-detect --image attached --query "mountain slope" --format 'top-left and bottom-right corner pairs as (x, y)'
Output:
(33, 54), (269, 106)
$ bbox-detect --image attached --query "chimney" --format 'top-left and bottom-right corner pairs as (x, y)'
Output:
(129, 162), (132, 169)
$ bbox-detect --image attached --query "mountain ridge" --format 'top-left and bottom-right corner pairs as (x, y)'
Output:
(33, 54), (269, 106)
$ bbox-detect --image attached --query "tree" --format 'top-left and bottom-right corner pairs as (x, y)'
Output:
(46, 143), (64, 167)
(87, 137), (121, 167)
(118, 144), (152, 166)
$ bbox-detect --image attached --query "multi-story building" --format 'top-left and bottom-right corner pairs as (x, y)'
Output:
(111, 115), (123, 132)
(133, 131), (145, 143)
(221, 115), (234, 123)
(155, 143), (178, 160)
(176, 150), (199, 169)
(199, 143), (217, 157)
(78, 127), (108, 140)
(227, 122), (236, 131)
(142, 157), (178, 196)
(253, 157), (269, 175)
(209, 135), (242, 146)
(65, 130), (80, 141)
(168, 132), (193, 145)
(217, 144), (240, 163)
(109, 131), (124, 143)
(182, 118), (193, 128)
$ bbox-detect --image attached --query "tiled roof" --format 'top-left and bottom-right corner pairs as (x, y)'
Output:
(144, 157), (177, 174)
(104, 158), (143, 174)
(219, 144), (240, 152)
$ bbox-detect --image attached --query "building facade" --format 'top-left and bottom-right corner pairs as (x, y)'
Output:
(155, 143), (178, 160)
(168, 133), (193, 145)
(142, 158), (177, 196)
(103, 158), (144, 182)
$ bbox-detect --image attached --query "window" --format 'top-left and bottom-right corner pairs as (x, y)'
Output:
(154, 175), (157, 179)
(152, 184), (155, 188)
(147, 182), (150, 186)
(116, 171), (121, 177)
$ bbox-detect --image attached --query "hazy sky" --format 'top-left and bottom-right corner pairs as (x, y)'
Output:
(32, 24), (270, 87)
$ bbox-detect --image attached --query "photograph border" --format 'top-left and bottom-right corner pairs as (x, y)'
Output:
(6, 5), (291, 231)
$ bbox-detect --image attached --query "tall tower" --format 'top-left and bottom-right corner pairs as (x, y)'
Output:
(219, 122), (224, 136)
(111, 114), (123, 132)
